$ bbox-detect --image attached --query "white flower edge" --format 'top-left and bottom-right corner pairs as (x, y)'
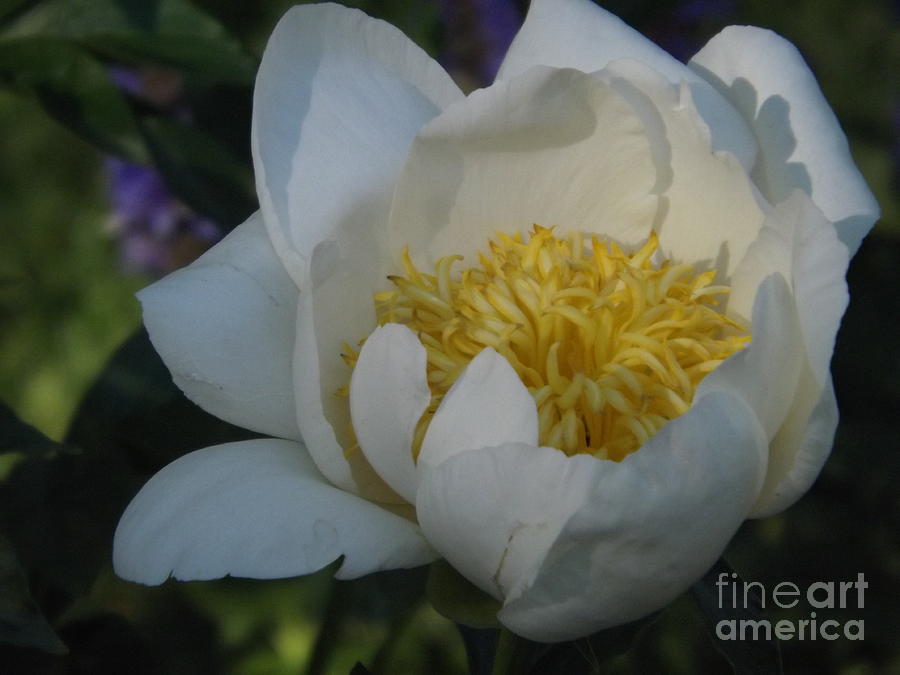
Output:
(690, 26), (880, 255)
(249, 3), (464, 494)
(251, 2), (463, 283)
(725, 191), (850, 515)
(138, 211), (300, 442)
(415, 389), (767, 642)
(498, 0), (879, 255)
(496, 0), (758, 170)
(113, 438), (436, 585)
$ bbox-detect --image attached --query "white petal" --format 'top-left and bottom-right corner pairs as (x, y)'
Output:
(498, 390), (767, 642)
(751, 375), (838, 517)
(498, 0), (757, 168)
(251, 3), (462, 283)
(252, 4), (461, 493)
(597, 61), (765, 276)
(350, 324), (430, 503)
(390, 66), (659, 270)
(293, 285), (400, 502)
(113, 439), (436, 585)
(699, 274), (803, 439)
(690, 26), (880, 254)
(418, 348), (538, 472)
(733, 195), (849, 515)
(728, 191), (849, 514)
(138, 212), (299, 441)
(728, 216), (793, 324)
(416, 443), (597, 601)
(784, 195), (850, 385)
(730, 192), (849, 386)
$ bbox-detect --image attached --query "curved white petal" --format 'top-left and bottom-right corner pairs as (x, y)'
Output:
(138, 212), (299, 441)
(254, 4), (463, 492)
(350, 324), (430, 503)
(699, 274), (803, 439)
(597, 61), (765, 276)
(113, 439), (436, 585)
(416, 443), (597, 600)
(390, 66), (659, 270)
(418, 348), (539, 473)
(498, 0), (757, 169)
(252, 3), (463, 283)
(728, 191), (849, 515)
(751, 375), (838, 517)
(734, 195), (849, 515)
(295, 273), (416, 503)
(689, 26), (880, 254)
(498, 390), (767, 642)
(784, 195), (850, 385)
(730, 192), (849, 387)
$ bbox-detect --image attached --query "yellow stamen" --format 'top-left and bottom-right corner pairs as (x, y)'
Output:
(348, 227), (749, 461)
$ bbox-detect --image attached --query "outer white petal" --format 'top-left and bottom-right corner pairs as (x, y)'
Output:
(253, 4), (462, 492)
(498, 391), (768, 642)
(498, 0), (757, 169)
(689, 26), (880, 254)
(730, 193), (849, 385)
(418, 348), (539, 473)
(138, 212), (299, 441)
(753, 376), (838, 517)
(113, 439), (436, 585)
(251, 3), (463, 282)
(784, 196), (850, 386)
(735, 194), (849, 516)
(416, 443), (598, 601)
(390, 66), (659, 270)
(350, 324), (430, 503)
(699, 274), (803, 439)
(597, 61), (765, 276)
(728, 191), (849, 516)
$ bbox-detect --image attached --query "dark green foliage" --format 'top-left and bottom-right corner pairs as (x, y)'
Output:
(0, 37), (147, 160)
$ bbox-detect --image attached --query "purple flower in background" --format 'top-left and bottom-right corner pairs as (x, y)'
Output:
(439, 0), (522, 88)
(104, 67), (222, 276)
(105, 158), (221, 275)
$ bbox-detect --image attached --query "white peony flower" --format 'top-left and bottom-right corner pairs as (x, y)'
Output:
(113, 0), (878, 642)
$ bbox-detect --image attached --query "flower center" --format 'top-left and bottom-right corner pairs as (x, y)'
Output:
(344, 227), (749, 461)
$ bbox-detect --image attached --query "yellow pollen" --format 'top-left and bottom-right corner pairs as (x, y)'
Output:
(345, 227), (750, 462)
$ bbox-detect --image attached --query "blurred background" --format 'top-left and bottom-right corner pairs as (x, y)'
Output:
(0, 0), (897, 673)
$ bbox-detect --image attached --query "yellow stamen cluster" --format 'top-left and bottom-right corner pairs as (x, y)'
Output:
(345, 227), (750, 461)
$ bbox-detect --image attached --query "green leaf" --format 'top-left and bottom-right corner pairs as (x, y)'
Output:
(139, 116), (255, 228)
(0, 449), (138, 598)
(691, 558), (783, 675)
(4, 0), (255, 83)
(426, 559), (501, 630)
(0, 533), (66, 654)
(0, 37), (146, 160)
(0, 0), (39, 27)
